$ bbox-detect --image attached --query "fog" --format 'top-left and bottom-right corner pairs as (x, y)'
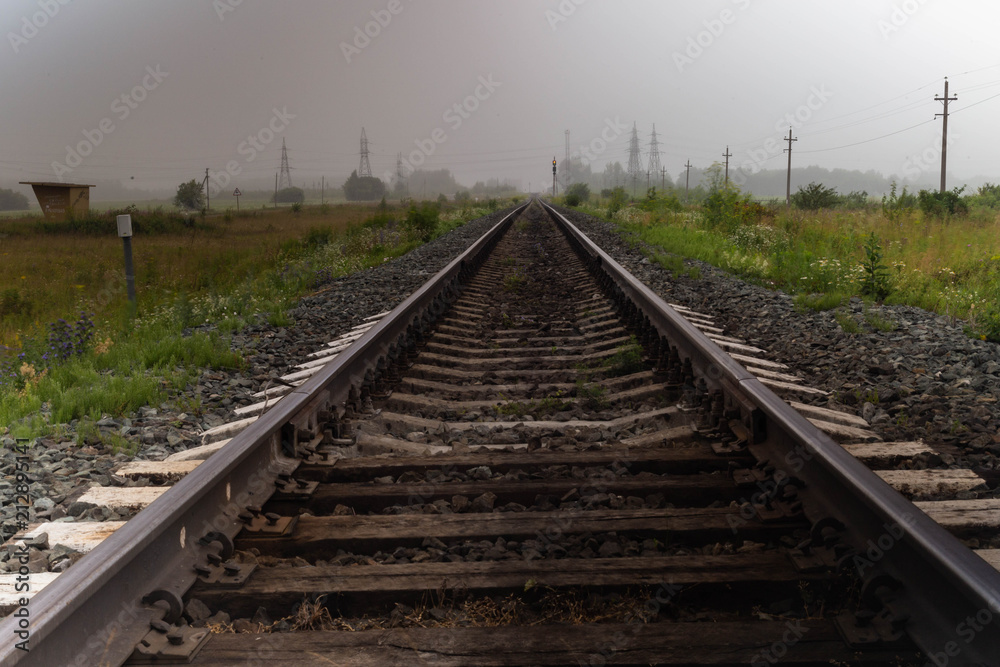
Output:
(2, 0), (999, 200)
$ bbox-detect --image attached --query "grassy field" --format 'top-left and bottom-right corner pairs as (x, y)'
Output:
(0, 204), (380, 348)
(572, 186), (1000, 341)
(0, 199), (507, 441)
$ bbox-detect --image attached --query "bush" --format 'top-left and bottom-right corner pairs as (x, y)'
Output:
(406, 202), (439, 241)
(966, 183), (1000, 209)
(791, 182), (839, 210)
(881, 181), (916, 222)
(918, 187), (967, 217)
(860, 232), (892, 301)
(564, 183), (590, 207)
(839, 190), (870, 209)
(606, 186), (627, 217)
(274, 187), (305, 204)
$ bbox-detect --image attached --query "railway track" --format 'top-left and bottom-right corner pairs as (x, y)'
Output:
(2, 200), (999, 665)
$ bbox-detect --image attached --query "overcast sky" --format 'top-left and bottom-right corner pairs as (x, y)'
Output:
(2, 0), (1000, 195)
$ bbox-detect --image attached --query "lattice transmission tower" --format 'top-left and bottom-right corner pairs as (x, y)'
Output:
(626, 122), (643, 191)
(277, 138), (292, 189)
(359, 127), (372, 178)
(647, 125), (662, 182)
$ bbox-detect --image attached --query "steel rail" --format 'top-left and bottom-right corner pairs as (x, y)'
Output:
(0, 202), (528, 667)
(541, 199), (1000, 664)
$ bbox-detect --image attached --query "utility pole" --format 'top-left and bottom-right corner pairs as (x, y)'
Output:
(204, 168), (210, 211)
(684, 160), (692, 201)
(784, 127), (797, 207)
(723, 146), (732, 186)
(661, 166), (666, 191)
(646, 170), (650, 192)
(321, 175), (325, 204)
(935, 77), (957, 193)
(274, 173), (278, 209)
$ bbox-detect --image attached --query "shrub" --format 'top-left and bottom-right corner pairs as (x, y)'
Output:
(274, 187), (305, 204)
(860, 232), (891, 301)
(918, 186), (967, 217)
(967, 183), (1000, 209)
(406, 202), (439, 241)
(881, 181), (916, 222)
(565, 183), (590, 207)
(606, 186), (627, 217)
(791, 182), (839, 210)
(839, 190), (870, 209)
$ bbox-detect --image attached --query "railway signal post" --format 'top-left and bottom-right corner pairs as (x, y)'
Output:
(552, 157), (557, 197)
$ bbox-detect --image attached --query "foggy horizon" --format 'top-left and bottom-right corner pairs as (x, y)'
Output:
(3, 1), (1000, 200)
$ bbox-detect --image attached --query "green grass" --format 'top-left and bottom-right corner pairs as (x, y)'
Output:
(794, 292), (847, 312)
(2, 201), (484, 440)
(834, 311), (862, 334)
(600, 194), (1000, 341)
(864, 309), (898, 332)
(603, 336), (646, 377)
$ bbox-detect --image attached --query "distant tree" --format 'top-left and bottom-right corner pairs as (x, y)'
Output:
(564, 182), (590, 207)
(174, 179), (205, 210)
(437, 193), (448, 205)
(273, 186), (305, 204)
(839, 190), (870, 209)
(454, 190), (471, 204)
(0, 188), (29, 211)
(343, 171), (386, 201)
(791, 182), (839, 210)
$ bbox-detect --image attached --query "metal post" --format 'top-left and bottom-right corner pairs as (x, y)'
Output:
(123, 237), (136, 307)
(117, 215), (136, 312)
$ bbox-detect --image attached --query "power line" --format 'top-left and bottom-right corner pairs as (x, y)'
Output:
(797, 118), (935, 154)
